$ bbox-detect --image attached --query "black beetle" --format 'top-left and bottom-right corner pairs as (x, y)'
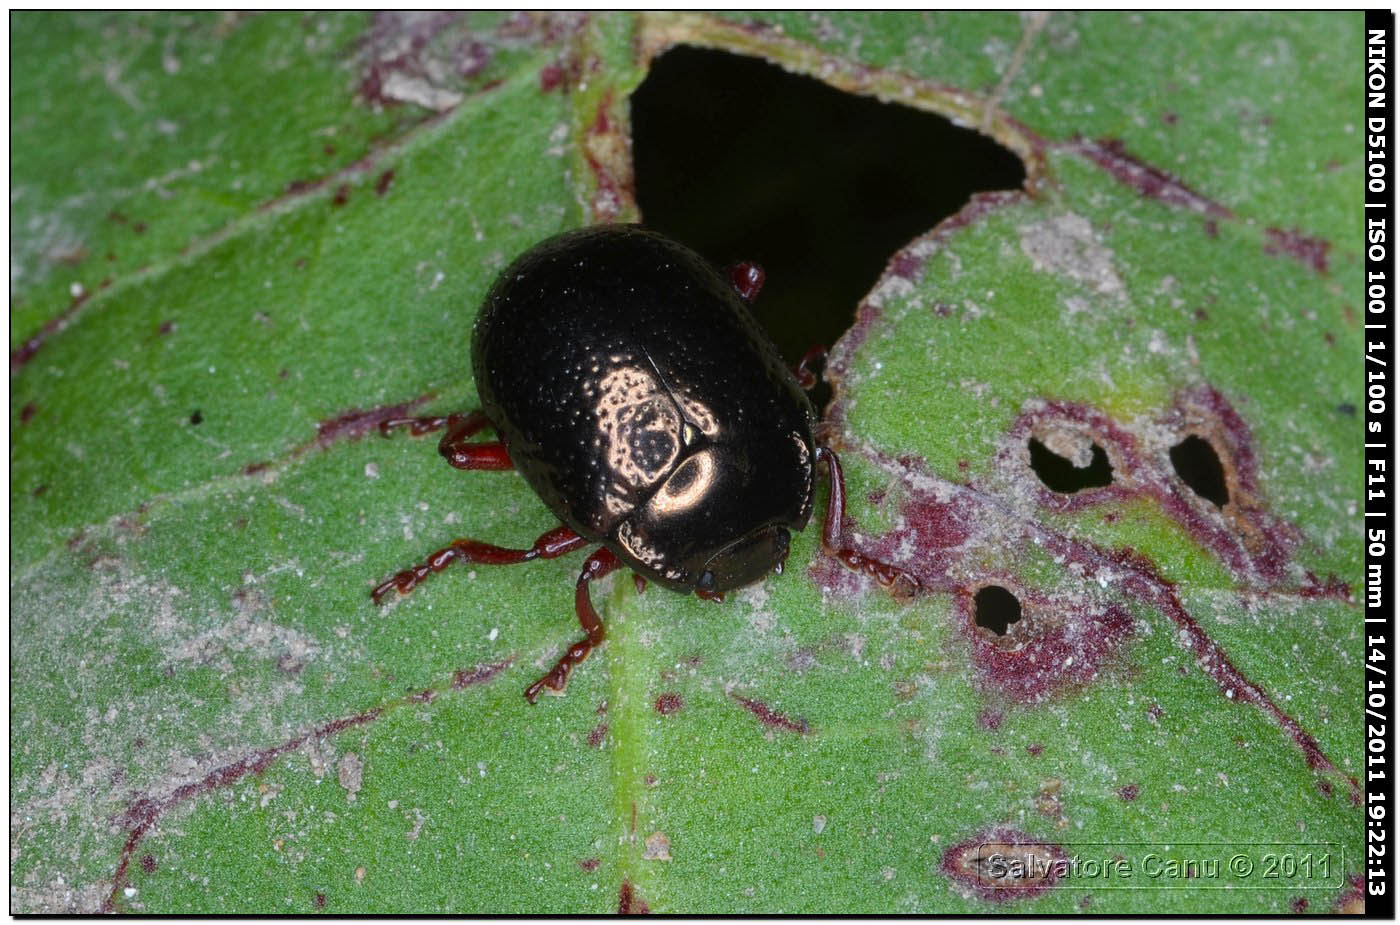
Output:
(373, 225), (915, 702)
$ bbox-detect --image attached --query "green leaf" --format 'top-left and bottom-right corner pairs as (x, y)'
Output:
(11, 11), (1362, 913)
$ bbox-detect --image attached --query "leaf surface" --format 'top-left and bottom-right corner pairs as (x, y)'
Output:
(11, 11), (1362, 913)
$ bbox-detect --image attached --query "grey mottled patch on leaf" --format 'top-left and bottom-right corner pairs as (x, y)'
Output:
(1018, 213), (1125, 299)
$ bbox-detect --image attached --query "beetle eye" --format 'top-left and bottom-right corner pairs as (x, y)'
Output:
(697, 570), (717, 592)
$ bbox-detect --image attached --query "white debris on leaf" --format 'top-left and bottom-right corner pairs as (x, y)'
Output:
(338, 752), (363, 803)
(1019, 213), (1125, 299)
(866, 274), (915, 309)
(380, 72), (463, 111)
(643, 831), (671, 861)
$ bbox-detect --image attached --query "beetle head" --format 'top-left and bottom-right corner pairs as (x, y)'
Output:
(611, 432), (813, 594)
(696, 525), (791, 593)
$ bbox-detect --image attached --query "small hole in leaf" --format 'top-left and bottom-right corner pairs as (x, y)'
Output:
(974, 585), (1022, 636)
(1169, 434), (1228, 507)
(189, 409), (204, 426)
(1027, 437), (1113, 493)
(630, 45), (1027, 372)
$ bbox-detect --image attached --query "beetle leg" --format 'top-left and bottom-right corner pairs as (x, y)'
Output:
(724, 261), (765, 303)
(379, 415), (452, 437)
(379, 409), (490, 439)
(794, 345), (828, 391)
(436, 412), (513, 470)
(816, 446), (920, 596)
(377, 410), (514, 470)
(439, 441), (513, 470)
(371, 524), (587, 604)
(524, 547), (621, 704)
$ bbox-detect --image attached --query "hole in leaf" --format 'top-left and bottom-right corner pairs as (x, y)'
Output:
(1169, 434), (1228, 507)
(630, 45), (1027, 370)
(1027, 437), (1113, 493)
(974, 585), (1022, 636)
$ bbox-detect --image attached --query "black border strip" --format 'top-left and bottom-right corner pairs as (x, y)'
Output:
(1365, 9), (1395, 918)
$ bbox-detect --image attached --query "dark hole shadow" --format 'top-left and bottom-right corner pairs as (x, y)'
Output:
(1169, 434), (1229, 507)
(1027, 437), (1114, 493)
(630, 45), (1027, 404)
(974, 584), (1022, 636)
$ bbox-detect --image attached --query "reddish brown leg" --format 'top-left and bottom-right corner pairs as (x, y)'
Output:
(435, 411), (513, 470)
(525, 547), (621, 703)
(724, 261), (765, 303)
(379, 410), (513, 470)
(816, 446), (920, 595)
(380, 410), (487, 438)
(371, 524), (587, 604)
(439, 441), (512, 470)
(794, 345), (828, 391)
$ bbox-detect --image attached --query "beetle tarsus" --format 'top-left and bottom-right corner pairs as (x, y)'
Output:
(525, 547), (620, 703)
(379, 413), (458, 437)
(794, 345), (828, 391)
(378, 409), (492, 443)
(372, 525), (586, 605)
(816, 446), (921, 596)
(724, 261), (765, 303)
